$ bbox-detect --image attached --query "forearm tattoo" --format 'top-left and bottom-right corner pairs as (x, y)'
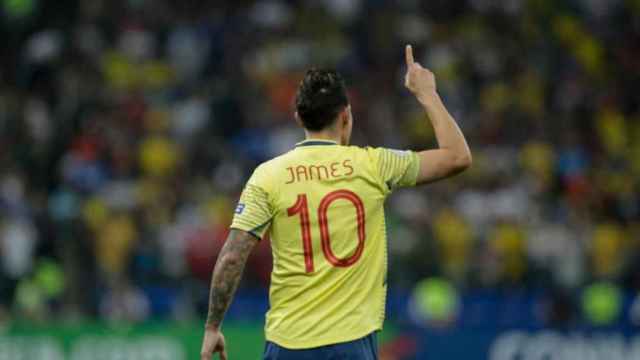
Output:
(205, 230), (258, 328)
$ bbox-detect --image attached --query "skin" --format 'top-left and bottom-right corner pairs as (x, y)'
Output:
(403, 44), (472, 184)
(200, 230), (258, 360)
(200, 44), (471, 359)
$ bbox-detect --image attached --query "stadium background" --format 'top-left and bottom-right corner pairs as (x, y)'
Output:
(1, 0), (639, 358)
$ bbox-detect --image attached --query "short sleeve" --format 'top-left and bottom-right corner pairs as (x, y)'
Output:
(230, 167), (274, 239)
(370, 147), (420, 192)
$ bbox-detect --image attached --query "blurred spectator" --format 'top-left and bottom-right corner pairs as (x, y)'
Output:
(0, 0), (638, 326)
(99, 281), (151, 324)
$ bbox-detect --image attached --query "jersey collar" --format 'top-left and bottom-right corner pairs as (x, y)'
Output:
(295, 139), (339, 147)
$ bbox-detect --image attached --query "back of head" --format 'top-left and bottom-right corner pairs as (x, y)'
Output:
(295, 69), (349, 131)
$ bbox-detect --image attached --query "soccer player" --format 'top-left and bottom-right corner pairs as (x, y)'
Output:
(200, 45), (471, 360)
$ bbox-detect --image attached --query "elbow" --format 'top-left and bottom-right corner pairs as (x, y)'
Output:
(452, 151), (472, 173)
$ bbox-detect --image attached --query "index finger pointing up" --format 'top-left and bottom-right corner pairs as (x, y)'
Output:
(405, 45), (414, 66)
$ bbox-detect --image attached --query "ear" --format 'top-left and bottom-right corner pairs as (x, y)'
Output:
(342, 106), (352, 126)
(294, 111), (303, 127)
(340, 107), (349, 125)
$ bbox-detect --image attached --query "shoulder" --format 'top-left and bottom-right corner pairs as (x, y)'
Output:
(365, 147), (416, 164)
(255, 150), (295, 173)
(337, 145), (377, 157)
(352, 146), (386, 165)
(346, 145), (388, 156)
(248, 150), (295, 186)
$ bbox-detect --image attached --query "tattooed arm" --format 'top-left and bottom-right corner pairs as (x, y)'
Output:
(206, 229), (259, 327)
(201, 229), (259, 360)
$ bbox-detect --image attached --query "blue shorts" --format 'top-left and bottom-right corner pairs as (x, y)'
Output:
(263, 332), (378, 360)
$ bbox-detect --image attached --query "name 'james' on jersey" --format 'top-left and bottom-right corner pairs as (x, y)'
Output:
(230, 139), (420, 349)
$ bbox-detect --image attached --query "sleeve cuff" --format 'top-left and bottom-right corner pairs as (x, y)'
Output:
(229, 227), (263, 241)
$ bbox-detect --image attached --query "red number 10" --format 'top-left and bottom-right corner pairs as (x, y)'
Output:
(287, 189), (366, 273)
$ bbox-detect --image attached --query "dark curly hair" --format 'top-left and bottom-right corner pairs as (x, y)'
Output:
(295, 69), (349, 131)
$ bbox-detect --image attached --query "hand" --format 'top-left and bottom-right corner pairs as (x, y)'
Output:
(201, 327), (227, 360)
(404, 45), (437, 101)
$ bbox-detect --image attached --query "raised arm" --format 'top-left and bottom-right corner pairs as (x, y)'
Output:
(201, 229), (259, 360)
(404, 45), (472, 184)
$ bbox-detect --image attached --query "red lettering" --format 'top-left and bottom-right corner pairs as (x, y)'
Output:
(330, 162), (340, 177)
(288, 162), (353, 183)
(285, 167), (295, 184)
(287, 194), (314, 272)
(343, 159), (354, 176)
(288, 190), (366, 273)
(309, 165), (329, 180)
(318, 190), (366, 267)
(296, 165), (308, 182)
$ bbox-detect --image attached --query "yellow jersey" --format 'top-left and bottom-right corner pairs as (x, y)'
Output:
(230, 139), (420, 349)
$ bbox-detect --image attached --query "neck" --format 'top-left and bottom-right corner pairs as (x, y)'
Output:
(304, 130), (342, 144)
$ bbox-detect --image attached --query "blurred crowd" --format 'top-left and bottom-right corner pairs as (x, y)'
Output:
(0, 0), (639, 325)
